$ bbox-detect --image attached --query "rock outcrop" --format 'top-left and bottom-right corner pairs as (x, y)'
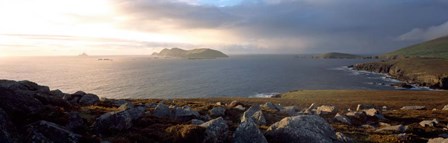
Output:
(200, 117), (229, 143)
(25, 120), (81, 143)
(241, 105), (266, 125)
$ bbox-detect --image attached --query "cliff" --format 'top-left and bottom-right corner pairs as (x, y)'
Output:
(352, 58), (448, 89)
(152, 48), (228, 59)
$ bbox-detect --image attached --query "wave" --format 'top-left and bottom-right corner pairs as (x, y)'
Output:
(249, 92), (280, 98)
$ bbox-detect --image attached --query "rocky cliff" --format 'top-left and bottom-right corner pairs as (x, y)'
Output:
(352, 58), (448, 89)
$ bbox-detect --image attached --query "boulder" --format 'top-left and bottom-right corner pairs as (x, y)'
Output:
(234, 105), (246, 111)
(78, 94), (100, 105)
(334, 113), (351, 125)
(153, 103), (171, 118)
(375, 124), (408, 133)
(145, 103), (158, 108)
(262, 102), (282, 111)
(93, 111), (133, 135)
(233, 120), (268, 143)
(200, 117), (228, 143)
(265, 115), (337, 143)
(216, 102), (223, 106)
(400, 106), (426, 110)
(191, 119), (205, 125)
(363, 108), (386, 120)
(118, 103), (135, 111)
(49, 89), (66, 97)
(126, 106), (146, 120)
(111, 100), (131, 107)
(174, 106), (200, 121)
(356, 104), (374, 111)
(228, 100), (242, 108)
(280, 106), (299, 116)
(0, 108), (15, 143)
(428, 137), (448, 143)
(336, 132), (354, 143)
(0, 80), (49, 93)
(209, 107), (226, 117)
(419, 119), (439, 127)
(65, 112), (85, 131)
(443, 105), (448, 110)
(25, 120), (81, 143)
(316, 105), (336, 115)
(241, 105), (266, 125)
(0, 88), (44, 117)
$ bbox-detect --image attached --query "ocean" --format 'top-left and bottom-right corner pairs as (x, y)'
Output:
(0, 55), (417, 98)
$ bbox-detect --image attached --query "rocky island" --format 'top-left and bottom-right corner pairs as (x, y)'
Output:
(2, 80), (448, 143)
(152, 48), (229, 59)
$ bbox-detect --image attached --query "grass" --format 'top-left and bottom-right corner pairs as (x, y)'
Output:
(384, 36), (448, 59)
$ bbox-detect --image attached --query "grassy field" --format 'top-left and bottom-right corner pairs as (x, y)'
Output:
(384, 36), (448, 59)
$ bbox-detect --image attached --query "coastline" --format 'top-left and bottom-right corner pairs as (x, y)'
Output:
(2, 79), (448, 142)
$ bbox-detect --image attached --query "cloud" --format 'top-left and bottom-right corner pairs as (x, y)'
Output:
(399, 20), (448, 41)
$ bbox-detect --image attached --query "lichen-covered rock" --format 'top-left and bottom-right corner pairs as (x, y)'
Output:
(233, 120), (268, 143)
(241, 105), (266, 125)
(316, 105), (336, 115)
(265, 115), (337, 143)
(153, 103), (171, 118)
(209, 107), (226, 117)
(93, 111), (133, 135)
(363, 108), (386, 120)
(400, 106), (426, 110)
(334, 113), (351, 125)
(228, 100), (242, 108)
(0, 108), (15, 143)
(200, 117), (228, 143)
(25, 120), (81, 143)
(78, 93), (100, 105)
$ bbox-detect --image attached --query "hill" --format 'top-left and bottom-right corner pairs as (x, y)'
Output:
(383, 36), (448, 59)
(152, 48), (228, 59)
(313, 52), (365, 59)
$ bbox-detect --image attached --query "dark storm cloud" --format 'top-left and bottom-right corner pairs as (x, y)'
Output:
(114, 0), (448, 54)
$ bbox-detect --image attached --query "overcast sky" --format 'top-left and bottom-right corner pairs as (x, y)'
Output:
(1, 0), (448, 56)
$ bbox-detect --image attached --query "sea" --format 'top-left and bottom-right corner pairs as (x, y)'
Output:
(0, 55), (428, 99)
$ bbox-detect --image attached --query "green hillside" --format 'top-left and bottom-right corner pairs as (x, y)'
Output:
(384, 36), (448, 59)
(315, 52), (363, 59)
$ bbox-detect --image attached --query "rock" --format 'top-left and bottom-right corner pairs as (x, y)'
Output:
(280, 106), (299, 116)
(420, 119), (439, 127)
(262, 102), (282, 111)
(111, 100), (131, 107)
(397, 133), (411, 142)
(241, 105), (266, 125)
(78, 93), (100, 105)
(0, 108), (15, 143)
(356, 104), (374, 111)
(200, 117), (229, 143)
(25, 120), (81, 143)
(316, 105), (336, 115)
(216, 102), (223, 106)
(234, 105), (246, 111)
(443, 105), (448, 110)
(49, 89), (66, 97)
(191, 119), (205, 125)
(382, 106), (388, 111)
(400, 106), (426, 110)
(145, 103), (158, 108)
(126, 106), (146, 120)
(153, 103), (171, 118)
(33, 93), (71, 108)
(334, 113), (351, 125)
(174, 106), (200, 121)
(228, 100), (242, 108)
(375, 124), (408, 133)
(0, 88), (44, 117)
(363, 108), (386, 120)
(209, 107), (226, 117)
(118, 103), (135, 111)
(265, 115), (337, 143)
(345, 111), (366, 118)
(336, 132), (354, 143)
(233, 120), (268, 143)
(65, 112), (85, 131)
(0, 80), (49, 93)
(428, 137), (448, 143)
(304, 103), (316, 114)
(93, 111), (133, 135)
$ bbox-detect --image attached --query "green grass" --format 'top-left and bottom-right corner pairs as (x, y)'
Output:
(384, 36), (448, 59)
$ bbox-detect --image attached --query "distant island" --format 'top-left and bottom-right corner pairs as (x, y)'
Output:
(78, 52), (88, 57)
(152, 48), (228, 59)
(312, 52), (376, 59)
(382, 35), (448, 59)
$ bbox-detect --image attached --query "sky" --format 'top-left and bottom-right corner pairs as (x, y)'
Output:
(0, 0), (448, 56)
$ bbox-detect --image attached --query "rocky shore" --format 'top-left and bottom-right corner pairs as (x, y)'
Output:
(2, 80), (448, 142)
(351, 58), (448, 89)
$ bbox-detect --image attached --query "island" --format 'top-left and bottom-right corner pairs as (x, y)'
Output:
(312, 52), (376, 59)
(152, 48), (229, 59)
(1, 80), (448, 143)
(352, 36), (448, 89)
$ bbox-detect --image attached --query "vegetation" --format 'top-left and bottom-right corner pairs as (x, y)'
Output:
(152, 48), (229, 59)
(315, 52), (365, 59)
(383, 36), (448, 59)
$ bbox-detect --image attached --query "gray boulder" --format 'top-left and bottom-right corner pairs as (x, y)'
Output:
(428, 137), (448, 143)
(210, 107), (226, 117)
(145, 103), (158, 108)
(174, 106), (200, 121)
(191, 119), (205, 125)
(241, 105), (266, 125)
(65, 112), (85, 131)
(262, 102), (282, 111)
(200, 117), (229, 143)
(334, 113), (351, 125)
(400, 106), (426, 110)
(153, 103), (171, 118)
(25, 120), (81, 143)
(93, 111), (133, 135)
(0, 88), (44, 117)
(420, 119), (439, 127)
(78, 94), (100, 105)
(233, 120), (268, 143)
(265, 115), (337, 143)
(0, 108), (15, 143)
(126, 106), (146, 120)
(0, 80), (49, 93)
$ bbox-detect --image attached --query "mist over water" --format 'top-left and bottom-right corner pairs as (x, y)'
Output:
(0, 55), (401, 98)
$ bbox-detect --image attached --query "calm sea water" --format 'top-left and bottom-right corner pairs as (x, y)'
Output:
(0, 55), (407, 98)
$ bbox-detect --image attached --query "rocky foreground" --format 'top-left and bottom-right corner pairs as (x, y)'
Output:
(1, 80), (448, 143)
